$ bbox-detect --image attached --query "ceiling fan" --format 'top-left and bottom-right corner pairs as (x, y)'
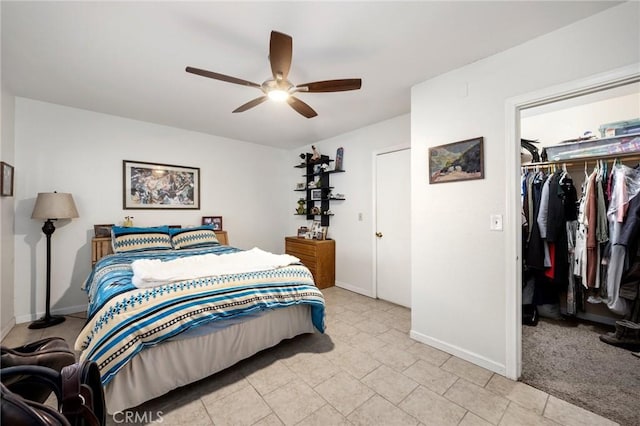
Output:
(185, 31), (362, 118)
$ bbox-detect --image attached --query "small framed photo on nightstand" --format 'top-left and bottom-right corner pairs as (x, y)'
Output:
(93, 224), (114, 238)
(202, 216), (223, 231)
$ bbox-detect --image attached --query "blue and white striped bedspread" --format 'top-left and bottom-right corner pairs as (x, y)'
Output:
(75, 245), (325, 386)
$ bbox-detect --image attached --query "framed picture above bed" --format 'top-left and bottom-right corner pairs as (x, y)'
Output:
(123, 160), (200, 209)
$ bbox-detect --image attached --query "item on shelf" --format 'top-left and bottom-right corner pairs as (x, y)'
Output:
(311, 145), (321, 161)
(295, 182), (305, 190)
(323, 210), (333, 215)
(545, 133), (640, 161)
(310, 206), (321, 215)
(299, 153), (307, 165)
(598, 118), (640, 138)
(311, 189), (322, 200)
(297, 226), (308, 237)
(296, 199), (306, 214)
(335, 147), (344, 171)
(320, 164), (329, 171)
(307, 181), (316, 189)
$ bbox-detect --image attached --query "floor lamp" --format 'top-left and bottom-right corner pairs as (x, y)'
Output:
(30, 192), (79, 329)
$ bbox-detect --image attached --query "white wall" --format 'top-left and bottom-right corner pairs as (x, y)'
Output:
(1, 84), (16, 337)
(288, 114), (410, 297)
(0, 2), (15, 337)
(411, 1), (640, 374)
(14, 98), (290, 323)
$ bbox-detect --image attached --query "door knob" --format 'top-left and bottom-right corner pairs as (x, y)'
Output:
(376, 232), (383, 238)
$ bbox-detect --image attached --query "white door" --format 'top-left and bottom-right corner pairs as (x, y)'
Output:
(375, 148), (411, 307)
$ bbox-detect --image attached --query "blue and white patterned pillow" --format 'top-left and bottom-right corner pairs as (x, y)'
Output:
(111, 226), (172, 253)
(170, 225), (219, 249)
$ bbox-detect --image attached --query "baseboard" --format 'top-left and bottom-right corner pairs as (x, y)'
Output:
(1, 318), (16, 340)
(335, 281), (374, 298)
(15, 304), (87, 325)
(410, 329), (506, 376)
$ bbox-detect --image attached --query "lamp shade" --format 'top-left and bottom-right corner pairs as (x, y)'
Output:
(31, 192), (79, 220)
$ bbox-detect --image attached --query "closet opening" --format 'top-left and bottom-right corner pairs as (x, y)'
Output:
(516, 77), (640, 426)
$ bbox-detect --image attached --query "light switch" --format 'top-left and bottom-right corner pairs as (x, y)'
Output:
(490, 214), (503, 231)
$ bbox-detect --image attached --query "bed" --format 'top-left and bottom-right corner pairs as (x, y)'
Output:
(74, 225), (325, 413)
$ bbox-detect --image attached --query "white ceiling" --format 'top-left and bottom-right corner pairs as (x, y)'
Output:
(2, 1), (620, 149)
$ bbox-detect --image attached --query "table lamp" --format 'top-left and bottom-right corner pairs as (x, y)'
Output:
(30, 192), (79, 329)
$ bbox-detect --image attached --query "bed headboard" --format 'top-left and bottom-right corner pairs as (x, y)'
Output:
(91, 230), (229, 266)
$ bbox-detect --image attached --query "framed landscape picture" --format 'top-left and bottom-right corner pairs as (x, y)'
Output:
(428, 137), (484, 184)
(123, 160), (200, 209)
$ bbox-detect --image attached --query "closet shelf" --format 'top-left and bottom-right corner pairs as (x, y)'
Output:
(522, 152), (640, 170)
(542, 133), (640, 162)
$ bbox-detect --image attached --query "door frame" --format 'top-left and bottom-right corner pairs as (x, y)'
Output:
(504, 63), (640, 380)
(371, 144), (411, 300)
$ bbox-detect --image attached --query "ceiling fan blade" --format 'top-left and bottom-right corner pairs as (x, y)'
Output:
(186, 66), (261, 89)
(287, 96), (317, 118)
(269, 31), (292, 81)
(296, 79), (362, 93)
(232, 96), (269, 113)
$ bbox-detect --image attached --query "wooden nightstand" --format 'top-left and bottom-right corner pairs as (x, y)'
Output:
(285, 237), (335, 289)
(91, 237), (112, 266)
(91, 230), (229, 266)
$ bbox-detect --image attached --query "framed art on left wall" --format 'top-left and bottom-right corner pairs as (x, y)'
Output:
(123, 160), (200, 209)
(1, 162), (14, 197)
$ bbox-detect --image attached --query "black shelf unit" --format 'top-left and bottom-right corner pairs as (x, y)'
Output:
(294, 153), (345, 226)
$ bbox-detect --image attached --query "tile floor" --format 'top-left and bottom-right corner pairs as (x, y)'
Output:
(2, 287), (619, 426)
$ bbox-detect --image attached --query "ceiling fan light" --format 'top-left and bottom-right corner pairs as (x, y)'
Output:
(268, 89), (289, 102)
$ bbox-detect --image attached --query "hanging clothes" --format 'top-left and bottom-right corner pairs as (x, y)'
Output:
(585, 169), (600, 288)
(522, 165), (579, 315)
(606, 164), (640, 316)
(574, 171), (589, 281)
(566, 220), (579, 315)
(523, 157), (640, 326)
(526, 171), (548, 270)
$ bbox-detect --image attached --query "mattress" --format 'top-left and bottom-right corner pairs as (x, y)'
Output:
(104, 304), (314, 413)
